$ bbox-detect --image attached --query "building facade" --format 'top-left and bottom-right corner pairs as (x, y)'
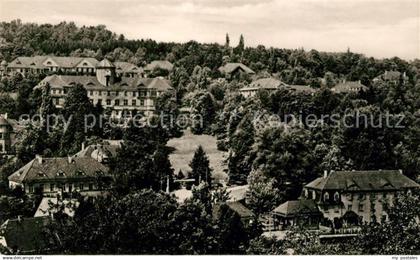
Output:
(35, 59), (174, 118)
(301, 170), (419, 224)
(8, 155), (112, 197)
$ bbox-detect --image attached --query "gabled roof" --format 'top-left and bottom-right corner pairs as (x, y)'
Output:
(74, 143), (121, 161)
(332, 81), (367, 93)
(114, 61), (142, 73)
(305, 170), (419, 191)
(226, 201), (254, 218)
(288, 85), (316, 94)
(8, 56), (100, 69)
(273, 200), (320, 217)
(8, 56), (48, 69)
(34, 198), (79, 218)
(218, 63), (255, 75)
(96, 58), (115, 68)
(0, 216), (51, 253)
(144, 60), (174, 72)
(8, 157), (109, 184)
(240, 77), (287, 92)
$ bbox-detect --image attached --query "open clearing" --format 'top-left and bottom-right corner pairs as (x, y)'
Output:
(167, 129), (228, 183)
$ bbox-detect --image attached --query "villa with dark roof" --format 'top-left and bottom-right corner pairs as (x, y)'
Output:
(373, 70), (408, 84)
(218, 63), (255, 79)
(8, 155), (111, 196)
(301, 170), (419, 224)
(35, 58), (174, 117)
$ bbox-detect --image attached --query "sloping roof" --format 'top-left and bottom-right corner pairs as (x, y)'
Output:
(96, 58), (115, 68)
(218, 63), (255, 75)
(226, 185), (249, 202)
(8, 56), (99, 69)
(74, 143), (121, 161)
(8, 157), (109, 184)
(305, 170), (420, 191)
(273, 200), (320, 217)
(0, 216), (51, 253)
(114, 61), (143, 73)
(1, 60), (7, 66)
(332, 81), (367, 93)
(144, 60), (174, 71)
(8, 56), (48, 69)
(288, 85), (316, 94)
(34, 198), (79, 218)
(35, 74), (173, 91)
(240, 77), (287, 92)
(226, 201), (254, 218)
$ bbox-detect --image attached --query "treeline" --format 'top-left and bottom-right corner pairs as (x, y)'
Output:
(1, 20), (419, 80)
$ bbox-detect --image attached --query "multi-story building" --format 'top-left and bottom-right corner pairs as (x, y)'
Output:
(143, 60), (173, 77)
(35, 59), (174, 118)
(5, 56), (141, 77)
(373, 70), (408, 84)
(8, 155), (111, 197)
(301, 170), (419, 224)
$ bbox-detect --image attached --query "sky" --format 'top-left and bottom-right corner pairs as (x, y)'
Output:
(0, 0), (419, 60)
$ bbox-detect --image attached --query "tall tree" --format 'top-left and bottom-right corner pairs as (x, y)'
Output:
(189, 145), (212, 186)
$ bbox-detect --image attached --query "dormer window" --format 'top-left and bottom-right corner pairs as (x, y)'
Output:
(83, 62), (88, 66)
(30, 62), (36, 66)
(46, 61), (52, 65)
(323, 192), (330, 201)
(57, 171), (65, 177)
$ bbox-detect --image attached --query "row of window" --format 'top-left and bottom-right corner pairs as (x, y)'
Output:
(89, 99), (149, 107)
(88, 90), (158, 97)
(28, 182), (95, 193)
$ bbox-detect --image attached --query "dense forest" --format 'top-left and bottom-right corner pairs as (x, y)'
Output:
(0, 20), (419, 255)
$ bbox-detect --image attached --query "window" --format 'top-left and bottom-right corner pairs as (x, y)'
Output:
(151, 91), (157, 96)
(89, 183), (94, 191)
(334, 192), (340, 202)
(89, 91), (94, 96)
(50, 183), (55, 192)
(140, 99), (145, 106)
(29, 185), (34, 193)
(133, 91), (137, 97)
(97, 99), (102, 105)
(358, 204), (364, 212)
(107, 91), (111, 96)
(115, 100), (120, 106)
(116, 91), (119, 96)
(106, 99), (111, 106)
(123, 100), (128, 106)
(98, 91), (102, 96)
(323, 192), (330, 202)
(124, 91), (127, 96)
(347, 204), (352, 211)
(132, 100), (137, 106)
(79, 183), (84, 191)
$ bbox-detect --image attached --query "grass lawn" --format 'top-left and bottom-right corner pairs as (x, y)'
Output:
(167, 129), (228, 183)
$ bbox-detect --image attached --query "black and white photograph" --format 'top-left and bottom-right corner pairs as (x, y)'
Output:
(0, 0), (419, 257)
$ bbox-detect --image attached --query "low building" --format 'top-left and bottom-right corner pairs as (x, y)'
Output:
(0, 114), (12, 154)
(34, 197), (79, 218)
(6, 56), (99, 76)
(373, 70), (408, 84)
(0, 216), (52, 254)
(272, 200), (322, 230)
(35, 59), (174, 118)
(74, 141), (122, 163)
(8, 155), (111, 197)
(213, 201), (255, 226)
(0, 60), (7, 76)
(302, 170), (420, 225)
(331, 80), (368, 94)
(240, 77), (315, 98)
(114, 61), (143, 78)
(144, 60), (174, 76)
(239, 77), (288, 98)
(218, 63), (255, 79)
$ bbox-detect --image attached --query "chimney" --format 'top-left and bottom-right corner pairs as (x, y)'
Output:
(399, 169), (403, 174)
(35, 154), (43, 164)
(358, 80), (361, 84)
(67, 155), (74, 164)
(17, 215), (22, 223)
(4, 113), (7, 119)
(324, 170), (328, 178)
(81, 142), (85, 151)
